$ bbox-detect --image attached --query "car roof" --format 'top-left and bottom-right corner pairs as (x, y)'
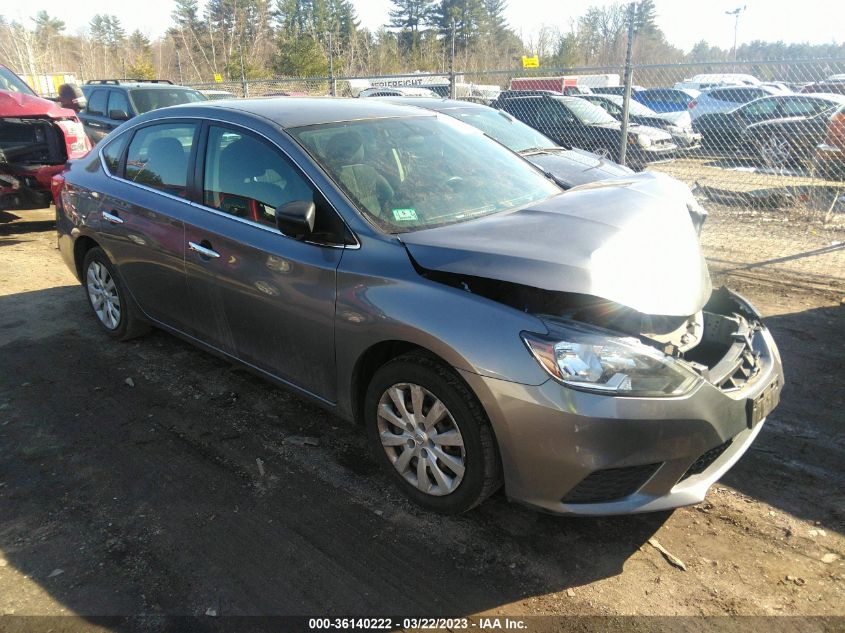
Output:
(84, 82), (198, 91)
(151, 97), (435, 128)
(373, 96), (488, 112)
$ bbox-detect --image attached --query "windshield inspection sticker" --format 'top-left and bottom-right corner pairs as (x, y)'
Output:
(392, 208), (418, 221)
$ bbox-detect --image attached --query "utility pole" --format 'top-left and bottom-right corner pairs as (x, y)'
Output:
(726, 5), (746, 62)
(449, 18), (456, 99)
(618, 2), (636, 167)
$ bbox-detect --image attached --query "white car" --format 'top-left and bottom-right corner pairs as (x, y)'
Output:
(675, 73), (760, 90)
(688, 85), (783, 120)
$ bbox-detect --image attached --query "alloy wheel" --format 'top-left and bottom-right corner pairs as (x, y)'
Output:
(759, 133), (792, 170)
(86, 260), (121, 330)
(376, 382), (466, 496)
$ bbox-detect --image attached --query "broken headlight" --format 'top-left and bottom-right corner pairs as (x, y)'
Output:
(522, 323), (701, 397)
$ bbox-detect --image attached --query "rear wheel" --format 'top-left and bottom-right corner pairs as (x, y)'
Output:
(758, 132), (794, 170)
(82, 247), (148, 341)
(364, 353), (501, 514)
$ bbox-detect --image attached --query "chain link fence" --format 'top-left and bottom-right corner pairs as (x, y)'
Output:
(187, 59), (845, 291)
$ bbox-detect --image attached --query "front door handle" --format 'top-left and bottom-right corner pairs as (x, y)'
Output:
(188, 241), (220, 259)
(102, 210), (124, 224)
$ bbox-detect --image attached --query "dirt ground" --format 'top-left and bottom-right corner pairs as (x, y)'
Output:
(0, 206), (843, 626)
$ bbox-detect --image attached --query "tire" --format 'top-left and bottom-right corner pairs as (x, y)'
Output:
(81, 247), (149, 341)
(757, 132), (793, 170)
(364, 352), (501, 514)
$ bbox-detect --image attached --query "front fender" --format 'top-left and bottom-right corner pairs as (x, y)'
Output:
(334, 237), (551, 419)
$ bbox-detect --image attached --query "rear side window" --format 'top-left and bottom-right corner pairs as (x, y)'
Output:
(101, 133), (129, 175)
(743, 98), (780, 117)
(107, 90), (131, 118)
(125, 123), (197, 197)
(87, 90), (107, 116)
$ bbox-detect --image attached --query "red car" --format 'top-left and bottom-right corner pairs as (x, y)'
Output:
(0, 65), (91, 211)
(815, 104), (845, 180)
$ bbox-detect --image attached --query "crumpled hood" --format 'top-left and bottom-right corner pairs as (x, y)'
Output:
(0, 90), (75, 118)
(401, 172), (711, 317)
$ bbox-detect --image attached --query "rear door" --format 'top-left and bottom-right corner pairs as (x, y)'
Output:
(181, 122), (346, 401)
(94, 120), (198, 332)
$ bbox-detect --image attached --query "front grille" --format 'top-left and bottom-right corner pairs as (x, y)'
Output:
(680, 439), (733, 482)
(561, 463), (662, 504)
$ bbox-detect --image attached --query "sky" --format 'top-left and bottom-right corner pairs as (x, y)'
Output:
(2, 0), (842, 53)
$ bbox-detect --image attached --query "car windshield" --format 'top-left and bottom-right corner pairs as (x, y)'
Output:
(0, 67), (36, 96)
(557, 97), (617, 125)
(604, 95), (656, 117)
(450, 108), (558, 152)
(290, 115), (560, 234)
(129, 88), (205, 114)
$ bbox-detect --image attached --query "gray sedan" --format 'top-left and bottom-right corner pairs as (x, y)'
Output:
(55, 98), (783, 515)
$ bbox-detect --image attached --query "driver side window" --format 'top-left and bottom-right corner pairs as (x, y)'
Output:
(203, 125), (314, 226)
(202, 125), (349, 244)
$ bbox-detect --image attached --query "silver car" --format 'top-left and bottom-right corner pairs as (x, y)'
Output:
(55, 98), (783, 515)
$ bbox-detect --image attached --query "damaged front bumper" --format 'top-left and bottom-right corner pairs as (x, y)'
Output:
(0, 163), (60, 209)
(459, 288), (784, 515)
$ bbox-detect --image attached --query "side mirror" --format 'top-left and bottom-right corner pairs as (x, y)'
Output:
(275, 200), (315, 240)
(109, 109), (130, 121)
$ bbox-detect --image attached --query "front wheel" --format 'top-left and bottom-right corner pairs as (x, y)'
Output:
(82, 247), (148, 341)
(364, 353), (501, 514)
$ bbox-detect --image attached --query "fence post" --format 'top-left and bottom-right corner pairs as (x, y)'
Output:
(449, 19), (456, 100)
(618, 3), (636, 167)
(238, 41), (248, 98)
(328, 32), (336, 96)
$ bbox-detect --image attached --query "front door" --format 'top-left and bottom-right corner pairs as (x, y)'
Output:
(182, 123), (346, 401)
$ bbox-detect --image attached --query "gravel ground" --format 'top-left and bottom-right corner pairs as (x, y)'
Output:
(0, 207), (843, 627)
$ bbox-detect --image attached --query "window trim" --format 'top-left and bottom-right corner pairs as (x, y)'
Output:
(97, 115), (359, 250)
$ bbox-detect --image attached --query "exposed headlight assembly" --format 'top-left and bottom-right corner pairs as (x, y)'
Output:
(522, 323), (701, 397)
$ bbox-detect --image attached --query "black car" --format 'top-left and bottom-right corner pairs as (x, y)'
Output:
(79, 79), (205, 144)
(496, 94), (676, 169)
(577, 93), (702, 149)
(379, 97), (634, 189)
(742, 95), (845, 169)
(693, 93), (845, 153)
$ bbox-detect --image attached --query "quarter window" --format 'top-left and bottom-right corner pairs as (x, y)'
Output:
(202, 125), (315, 226)
(124, 123), (196, 197)
(101, 133), (129, 175)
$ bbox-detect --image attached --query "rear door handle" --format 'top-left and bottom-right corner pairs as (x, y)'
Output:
(188, 241), (220, 259)
(102, 210), (124, 224)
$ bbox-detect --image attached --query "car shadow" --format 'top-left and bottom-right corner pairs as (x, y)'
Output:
(0, 218), (55, 236)
(0, 287), (668, 619)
